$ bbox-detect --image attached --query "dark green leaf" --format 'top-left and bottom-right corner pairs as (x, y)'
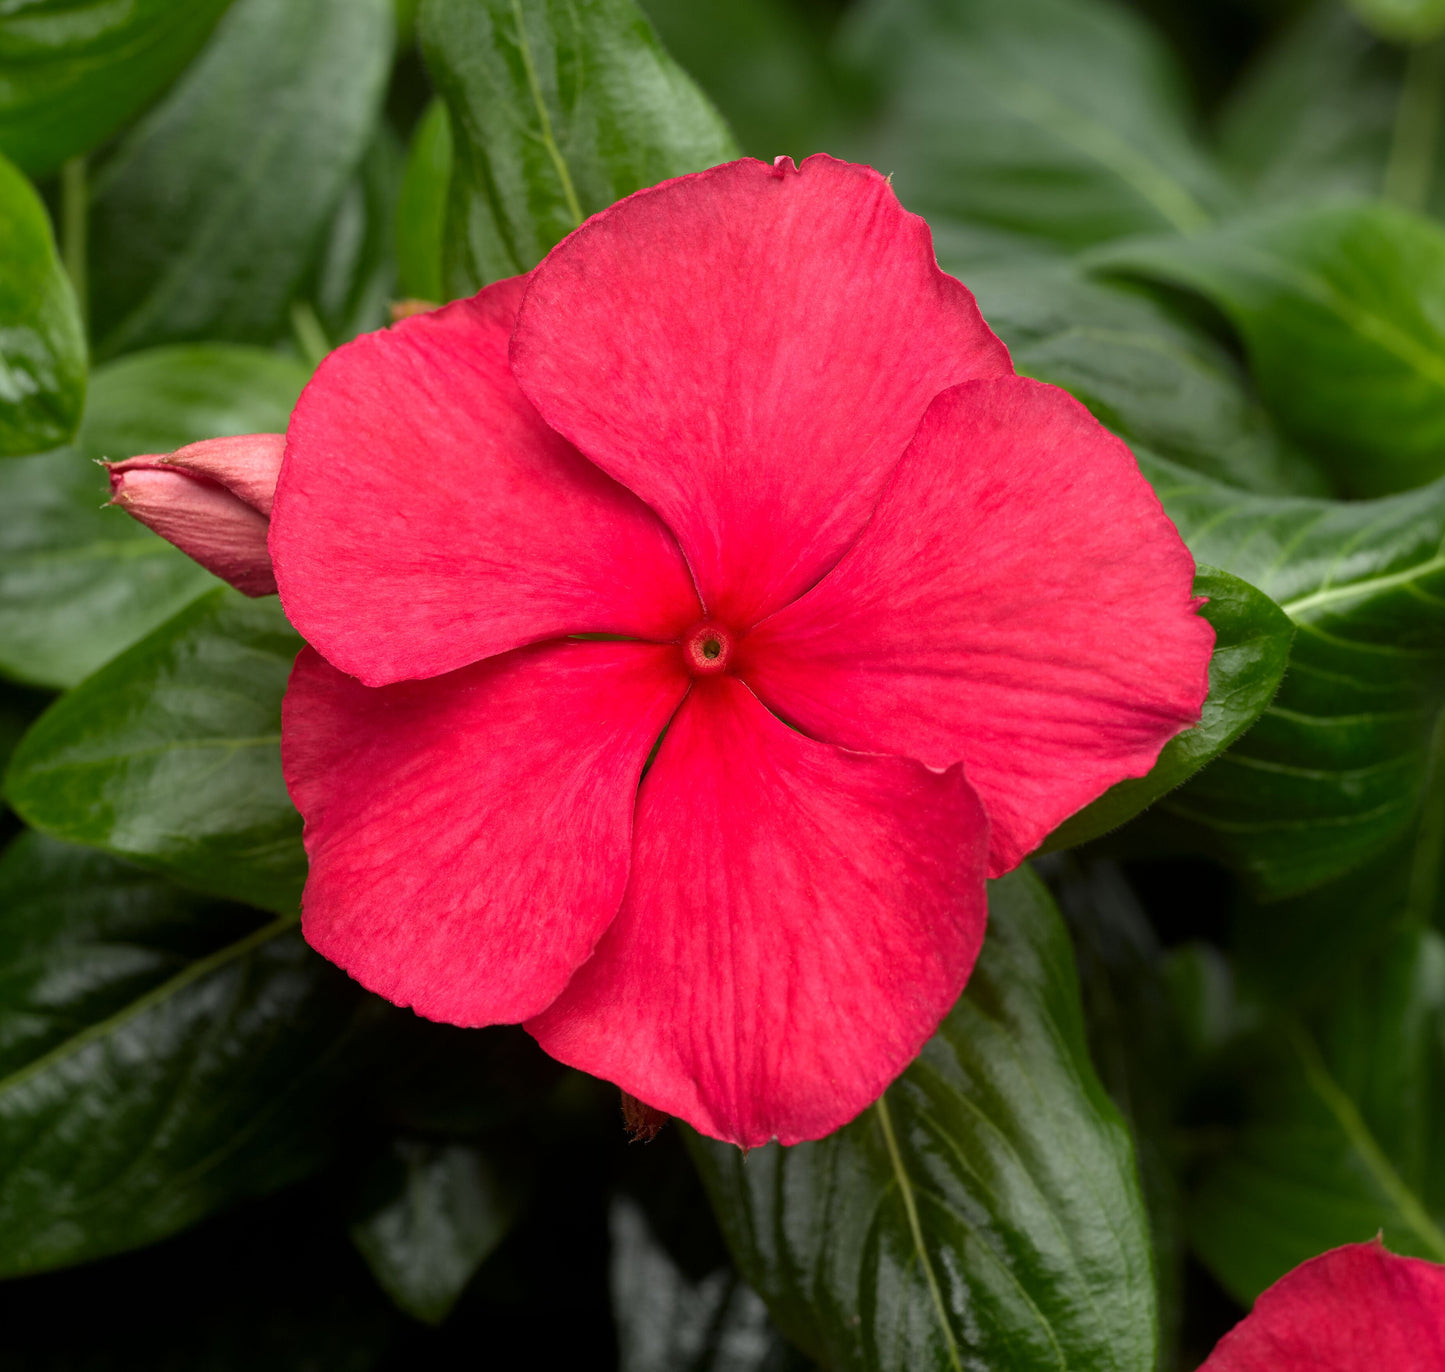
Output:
(1189, 927), (1445, 1303)
(689, 868), (1157, 1372)
(0, 153), (84, 457)
(836, 0), (1231, 252)
(396, 98), (453, 304)
(5, 589), (306, 914)
(88, 0), (394, 358)
(611, 1196), (812, 1372)
(352, 1139), (519, 1325)
(1043, 567), (1293, 853)
(0, 0), (233, 177)
(419, 0), (739, 296)
(0, 831), (361, 1276)
(0, 344), (308, 690)
(1095, 202), (1445, 496)
(1141, 452), (1445, 898)
(970, 264), (1327, 495)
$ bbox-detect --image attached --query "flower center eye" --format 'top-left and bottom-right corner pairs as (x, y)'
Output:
(681, 621), (735, 676)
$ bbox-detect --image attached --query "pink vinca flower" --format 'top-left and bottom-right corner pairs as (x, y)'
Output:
(269, 155), (1213, 1147)
(1200, 1242), (1445, 1370)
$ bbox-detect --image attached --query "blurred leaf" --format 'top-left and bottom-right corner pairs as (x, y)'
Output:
(0, 344), (307, 690)
(1348, 0), (1445, 42)
(971, 264), (1327, 495)
(0, 153), (84, 458)
(0, 686), (51, 783)
(1044, 567), (1293, 853)
(0, 0), (234, 177)
(352, 1139), (519, 1325)
(837, 0), (1232, 251)
(1139, 453), (1445, 899)
(419, 0), (739, 296)
(396, 98), (453, 303)
(689, 868), (1157, 1372)
(0, 831), (361, 1277)
(313, 127), (405, 345)
(5, 589), (306, 914)
(1095, 202), (1445, 497)
(88, 0), (394, 359)
(611, 1196), (812, 1372)
(1189, 927), (1445, 1303)
(639, 0), (843, 159)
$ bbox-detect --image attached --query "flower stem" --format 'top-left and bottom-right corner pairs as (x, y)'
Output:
(1384, 37), (1445, 211)
(60, 156), (87, 326)
(289, 300), (331, 371)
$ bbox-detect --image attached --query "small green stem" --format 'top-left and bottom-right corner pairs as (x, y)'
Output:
(289, 300), (331, 370)
(1385, 37), (1445, 210)
(60, 156), (87, 325)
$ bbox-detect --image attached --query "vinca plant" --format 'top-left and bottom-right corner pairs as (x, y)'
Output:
(0, 0), (1443, 1367)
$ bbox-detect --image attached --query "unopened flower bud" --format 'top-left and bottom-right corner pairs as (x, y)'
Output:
(105, 434), (285, 597)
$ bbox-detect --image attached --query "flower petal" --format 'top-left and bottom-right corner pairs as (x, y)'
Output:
(739, 376), (1213, 876)
(271, 278), (701, 686)
(1199, 1241), (1445, 1371)
(510, 155), (1012, 629)
(527, 675), (989, 1147)
(282, 640), (689, 1024)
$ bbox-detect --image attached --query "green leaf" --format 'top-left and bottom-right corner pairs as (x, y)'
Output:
(1348, 0), (1445, 43)
(0, 344), (308, 690)
(88, 0), (394, 359)
(971, 263), (1327, 495)
(352, 1139), (519, 1325)
(0, 153), (85, 457)
(1043, 566), (1294, 853)
(689, 868), (1157, 1372)
(0, 831), (361, 1276)
(836, 0), (1231, 252)
(5, 589), (306, 914)
(1189, 927), (1445, 1303)
(397, 99), (454, 304)
(0, 0), (234, 177)
(1140, 452), (1445, 898)
(1094, 202), (1445, 497)
(419, 0), (740, 296)
(610, 1196), (813, 1372)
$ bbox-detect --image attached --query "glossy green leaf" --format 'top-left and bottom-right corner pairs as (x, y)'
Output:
(352, 1138), (517, 1325)
(689, 868), (1157, 1372)
(419, 0), (739, 296)
(1140, 453), (1445, 898)
(0, 153), (84, 457)
(0, 344), (308, 690)
(5, 589), (306, 914)
(1348, 0), (1445, 43)
(836, 0), (1231, 251)
(1043, 566), (1293, 853)
(396, 98), (453, 304)
(88, 0), (394, 359)
(1095, 202), (1445, 497)
(0, 0), (233, 177)
(1189, 927), (1445, 1303)
(0, 831), (361, 1276)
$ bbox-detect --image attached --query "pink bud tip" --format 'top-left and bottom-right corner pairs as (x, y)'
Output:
(105, 434), (286, 598)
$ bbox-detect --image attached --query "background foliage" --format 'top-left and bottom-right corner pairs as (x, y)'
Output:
(1, 0), (1442, 1366)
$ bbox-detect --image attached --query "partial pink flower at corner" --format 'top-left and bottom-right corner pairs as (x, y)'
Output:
(1199, 1241), (1445, 1370)
(106, 434), (286, 597)
(200, 154), (1206, 1148)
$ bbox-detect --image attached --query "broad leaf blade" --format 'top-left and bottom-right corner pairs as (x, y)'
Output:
(0, 0), (233, 176)
(1141, 452), (1445, 898)
(89, 0), (394, 358)
(837, 0), (1231, 252)
(1095, 202), (1445, 496)
(0, 344), (308, 690)
(0, 832), (361, 1276)
(689, 869), (1157, 1372)
(0, 153), (85, 457)
(5, 589), (306, 914)
(419, 0), (739, 296)
(1044, 566), (1293, 853)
